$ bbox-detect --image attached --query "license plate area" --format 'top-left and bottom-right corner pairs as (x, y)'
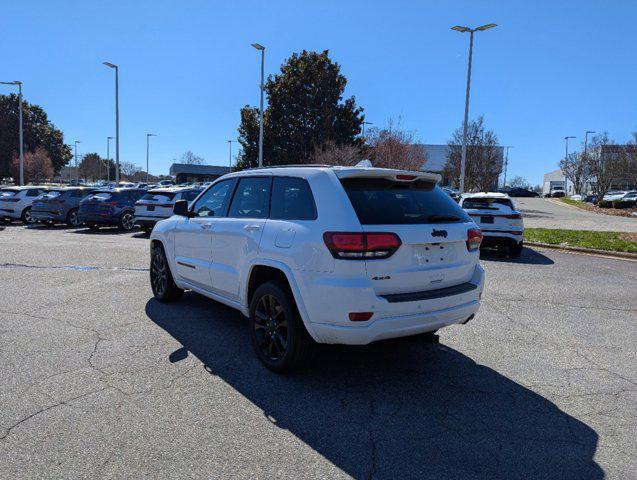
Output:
(413, 243), (453, 265)
(481, 216), (494, 224)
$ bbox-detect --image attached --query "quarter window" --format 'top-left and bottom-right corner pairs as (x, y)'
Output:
(193, 180), (233, 217)
(228, 177), (271, 218)
(270, 177), (316, 220)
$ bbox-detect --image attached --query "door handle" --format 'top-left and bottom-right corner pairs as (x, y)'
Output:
(243, 224), (261, 232)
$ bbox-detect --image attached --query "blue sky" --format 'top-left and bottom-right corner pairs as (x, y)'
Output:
(2, 0), (636, 185)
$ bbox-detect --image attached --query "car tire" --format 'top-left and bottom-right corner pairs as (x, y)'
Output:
(509, 242), (523, 258)
(66, 208), (80, 227)
(118, 211), (135, 231)
(249, 280), (316, 373)
(150, 244), (183, 302)
(21, 207), (35, 224)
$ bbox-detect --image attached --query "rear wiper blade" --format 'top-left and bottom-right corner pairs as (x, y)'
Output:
(426, 215), (461, 222)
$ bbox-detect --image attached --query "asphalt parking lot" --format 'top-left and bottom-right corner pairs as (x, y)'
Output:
(516, 197), (637, 232)
(1, 224), (635, 479)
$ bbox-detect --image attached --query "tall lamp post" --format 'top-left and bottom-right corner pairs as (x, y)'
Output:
(502, 146), (514, 188)
(227, 139), (234, 169)
(102, 62), (120, 185)
(106, 136), (114, 183)
(582, 130), (595, 196)
(1, 81), (24, 185)
(362, 121), (373, 139)
(251, 43), (265, 167)
(451, 24), (497, 193)
(146, 133), (157, 182)
(564, 136), (576, 194)
(74, 140), (81, 185)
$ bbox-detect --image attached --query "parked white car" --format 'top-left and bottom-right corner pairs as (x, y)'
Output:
(459, 192), (524, 257)
(134, 187), (202, 232)
(149, 166), (485, 372)
(0, 186), (49, 224)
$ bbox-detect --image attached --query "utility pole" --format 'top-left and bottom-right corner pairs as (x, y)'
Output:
(146, 133), (157, 182)
(74, 140), (81, 185)
(564, 136), (576, 194)
(227, 140), (234, 169)
(103, 62), (120, 185)
(106, 136), (114, 183)
(582, 130), (595, 196)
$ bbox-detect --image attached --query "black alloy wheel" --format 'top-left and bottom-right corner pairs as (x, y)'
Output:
(150, 245), (183, 302)
(253, 293), (289, 362)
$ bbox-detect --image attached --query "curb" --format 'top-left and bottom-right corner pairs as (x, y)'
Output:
(525, 241), (637, 261)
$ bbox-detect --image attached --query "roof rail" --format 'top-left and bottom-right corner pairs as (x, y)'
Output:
(243, 164), (333, 170)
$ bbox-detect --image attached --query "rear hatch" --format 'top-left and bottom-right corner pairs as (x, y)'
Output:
(461, 197), (523, 235)
(338, 174), (479, 297)
(134, 190), (177, 219)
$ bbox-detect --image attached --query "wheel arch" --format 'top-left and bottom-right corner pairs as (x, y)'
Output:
(243, 260), (319, 342)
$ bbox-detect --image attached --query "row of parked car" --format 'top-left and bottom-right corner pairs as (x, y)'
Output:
(0, 185), (203, 232)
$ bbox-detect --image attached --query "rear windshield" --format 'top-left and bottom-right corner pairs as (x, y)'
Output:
(340, 178), (471, 225)
(141, 191), (177, 202)
(462, 198), (514, 210)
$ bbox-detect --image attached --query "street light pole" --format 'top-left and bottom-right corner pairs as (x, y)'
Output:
(74, 140), (81, 185)
(227, 140), (234, 169)
(106, 136), (114, 183)
(451, 24), (497, 193)
(146, 133), (157, 182)
(503, 146), (514, 188)
(564, 136), (575, 194)
(103, 62), (120, 185)
(362, 121), (373, 139)
(582, 130), (595, 196)
(251, 43), (265, 167)
(1, 81), (24, 185)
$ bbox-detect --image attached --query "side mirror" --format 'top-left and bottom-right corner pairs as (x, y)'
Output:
(173, 200), (191, 217)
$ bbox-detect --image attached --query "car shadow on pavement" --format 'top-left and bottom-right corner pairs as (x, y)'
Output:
(72, 227), (138, 235)
(480, 247), (555, 265)
(145, 295), (602, 480)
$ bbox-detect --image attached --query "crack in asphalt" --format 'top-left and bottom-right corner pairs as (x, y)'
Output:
(0, 262), (147, 272)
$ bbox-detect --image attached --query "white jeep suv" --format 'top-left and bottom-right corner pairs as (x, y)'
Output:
(149, 166), (485, 372)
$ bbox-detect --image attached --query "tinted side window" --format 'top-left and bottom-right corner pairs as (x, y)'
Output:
(26, 189), (42, 197)
(193, 180), (234, 217)
(228, 177), (271, 219)
(270, 177), (316, 220)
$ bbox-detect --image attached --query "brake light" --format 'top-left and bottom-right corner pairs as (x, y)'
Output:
(504, 213), (522, 219)
(349, 312), (374, 322)
(323, 232), (401, 260)
(467, 228), (483, 252)
(396, 174), (417, 181)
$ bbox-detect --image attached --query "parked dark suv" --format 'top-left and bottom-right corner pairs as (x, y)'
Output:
(31, 187), (98, 227)
(78, 189), (146, 231)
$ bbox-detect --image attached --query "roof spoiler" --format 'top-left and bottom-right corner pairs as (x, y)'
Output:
(333, 168), (441, 184)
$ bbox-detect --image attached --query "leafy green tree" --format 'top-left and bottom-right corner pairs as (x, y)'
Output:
(0, 94), (72, 178)
(236, 50), (364, 169)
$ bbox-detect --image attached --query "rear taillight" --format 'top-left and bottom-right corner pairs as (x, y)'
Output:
(467, 228), (483, 252)
(323, 232), (401, 260)
(504, 213), (522, 219)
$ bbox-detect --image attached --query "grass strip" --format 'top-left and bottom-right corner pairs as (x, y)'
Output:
(524, 228), (637, 253)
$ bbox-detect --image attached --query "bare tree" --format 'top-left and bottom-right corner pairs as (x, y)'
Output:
(585, 133), (623, 203)
(443, 116), (501, 192)
(559, 151), (587, 195)
(620, 132), (637, 188)
(177, 151), (205, 165)
(365, 118), (427, 170)
(306, 141), (362, 166)
(119, 161), (142, 180)
(11, 148), (53, 183)
(508, 176), (530, 189)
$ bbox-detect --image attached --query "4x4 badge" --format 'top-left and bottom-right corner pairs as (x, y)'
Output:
(432, 229), (448, 238)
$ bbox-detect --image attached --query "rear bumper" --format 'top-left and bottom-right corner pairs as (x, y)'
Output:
(0, 208), (19, 219)
(311, 299), (479, 345)
(134, 216), (165, 227)
(299, 264), (485, 345)
(481, 231), (523, 248)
